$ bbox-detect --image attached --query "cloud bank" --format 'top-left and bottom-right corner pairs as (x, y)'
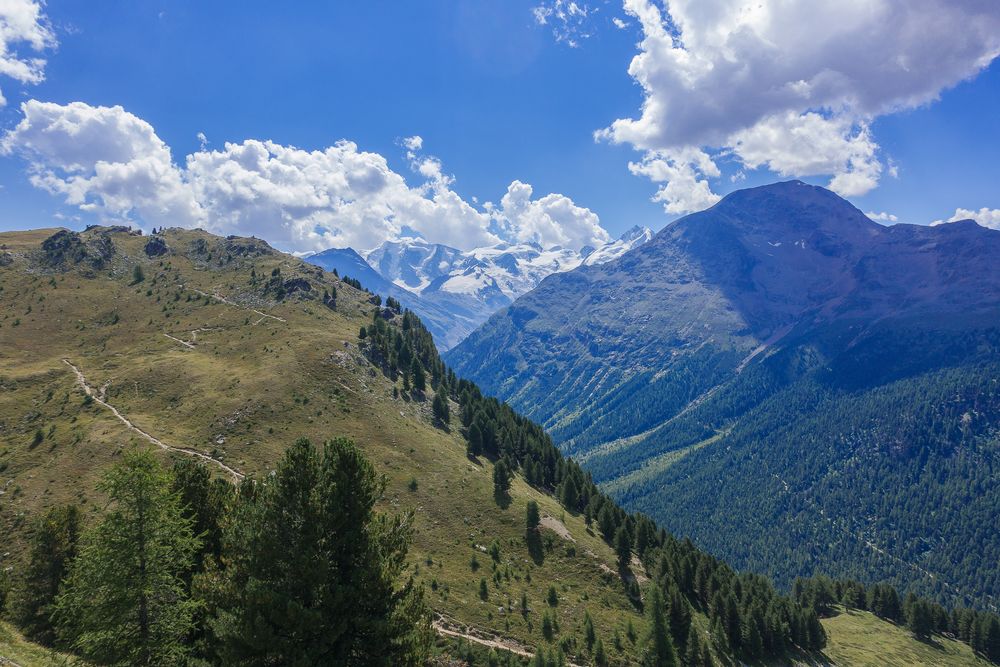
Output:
(2, 101), (610, 254)
(599, 0), (1000, 213)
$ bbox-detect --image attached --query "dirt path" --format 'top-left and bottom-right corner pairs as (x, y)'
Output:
(186, 286), (286, 323)
(433, 614), (584, 666)
(163, 333), (195, 349)
(63, 359), (244, 481)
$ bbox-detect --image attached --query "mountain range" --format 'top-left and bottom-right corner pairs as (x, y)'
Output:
(305, 225), (652, 349)
(2, 220), (998, 665)
(446, 180), (1000, 608)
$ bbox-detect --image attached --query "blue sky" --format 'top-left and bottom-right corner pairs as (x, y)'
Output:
(0, 1), (998, 251)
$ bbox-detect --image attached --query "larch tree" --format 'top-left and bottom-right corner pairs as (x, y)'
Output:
(55, 449), (199, 666)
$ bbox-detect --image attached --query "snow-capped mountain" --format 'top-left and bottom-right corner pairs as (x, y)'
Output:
(305, 226), (652, 349)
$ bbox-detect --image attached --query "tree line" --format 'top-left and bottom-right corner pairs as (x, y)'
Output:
(361, 303), (835, 665)
(2, 440), (430, 666)
(793, 575), (1000, 662)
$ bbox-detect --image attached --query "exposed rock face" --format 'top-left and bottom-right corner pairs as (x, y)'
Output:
(144, 236), (169, 257)
(282, 277), (311, 294)
(39, 229), (116, 271)
(225, 236), (274, 257)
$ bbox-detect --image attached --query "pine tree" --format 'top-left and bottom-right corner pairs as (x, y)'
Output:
(55, 449), (199, 666)
(542, 611), (555, 640)
(479, 578), (489, 601)
(410, 359), (426, 392)
(171, 458), (231, 570)
(526, 500), (541, 531)
(583, 610), (596, 652)
(666, 586), (692, 647)
(742, 614), (763, 660)
(981, 615), (1000, 662)
(209, 438), (430, 665)
(559, 474), (578, 510)
(593, 638), (608, 667)
(8, 504), (81, 646)
(432, 391), (450, 425)
(684, 624), (704, 666)
(547, 585), (559, 607)
(614, 525), (632, 571)
(467, 421), (484, 457)
(641, 586), (678, 666)
(906, 597), (934, 639)
(598, 504), (617, 542)
(493, 458), (513, 501)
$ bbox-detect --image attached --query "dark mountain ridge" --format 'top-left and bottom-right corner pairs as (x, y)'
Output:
(446, 181), (1000, 607)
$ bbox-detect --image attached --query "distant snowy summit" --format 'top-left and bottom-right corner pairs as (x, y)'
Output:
(305, 226), (652, 349)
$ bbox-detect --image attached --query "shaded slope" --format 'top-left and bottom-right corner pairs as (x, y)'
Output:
(446, 181), (1000, 607)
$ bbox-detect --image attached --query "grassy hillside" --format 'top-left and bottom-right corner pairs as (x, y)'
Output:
(821, 608), (990, 667)
(0, 226), (645, 663)
(0, 620), (80, 666)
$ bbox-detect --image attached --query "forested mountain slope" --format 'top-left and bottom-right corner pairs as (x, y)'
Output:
(446, 181), (1000, 609)
(2, 224), (998, 666)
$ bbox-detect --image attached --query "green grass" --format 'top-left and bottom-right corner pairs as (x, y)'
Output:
(821, 608), (989, 666)
(601, 429), (726, 496)
(0, 227), (646, 664)
(0, 621), (81, 666)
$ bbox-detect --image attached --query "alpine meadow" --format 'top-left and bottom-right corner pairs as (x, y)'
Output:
(1, 2), (1000, 666)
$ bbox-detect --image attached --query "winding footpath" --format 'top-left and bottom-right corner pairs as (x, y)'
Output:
(63, 359), (244, 481)
(433, 614), (585, 667)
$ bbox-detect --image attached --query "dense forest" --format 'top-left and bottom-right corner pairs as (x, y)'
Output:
(613, 326), (1000, 610)
(356, 302), (1000, 665)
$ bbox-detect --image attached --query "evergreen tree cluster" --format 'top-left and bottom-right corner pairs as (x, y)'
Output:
(2, 441), (430, 666)
(793, 575), (1000, 662)
(358, 300), (842, 664)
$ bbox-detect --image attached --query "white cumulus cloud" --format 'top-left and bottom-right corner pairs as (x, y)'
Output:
(933, 207), (1000, 230)
(866, 211), (898, 224)
(3, 100), (609, 254)
(490, 180), (609, 249)
(599, 0), (1000, 213)
(0, 0), (56, 105)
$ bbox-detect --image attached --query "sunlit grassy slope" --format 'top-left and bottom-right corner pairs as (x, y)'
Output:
(0, 226), (645, 662)
(820, 608), (989, 666)
(0, 620), (81, 666)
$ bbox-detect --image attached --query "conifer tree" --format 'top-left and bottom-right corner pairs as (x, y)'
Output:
(8, 504), (81, 646)
(209, 437), (430, 665)
(684, 624), (704, 666)
(642, 586), (678, 666)
(410, 358), (426, 392)
(615, 525), (632, 571)
(526, 500), (541, 531)
(493, 458), (513, 501)
(55, 449), (199, 666)
(583, 610), (596, 652)
(593, 638), (608, 667)
(467, 421), (484, 457)
(432, 391), (450, 425)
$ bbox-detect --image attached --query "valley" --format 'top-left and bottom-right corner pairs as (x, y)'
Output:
(447, 181), (1000, 610)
